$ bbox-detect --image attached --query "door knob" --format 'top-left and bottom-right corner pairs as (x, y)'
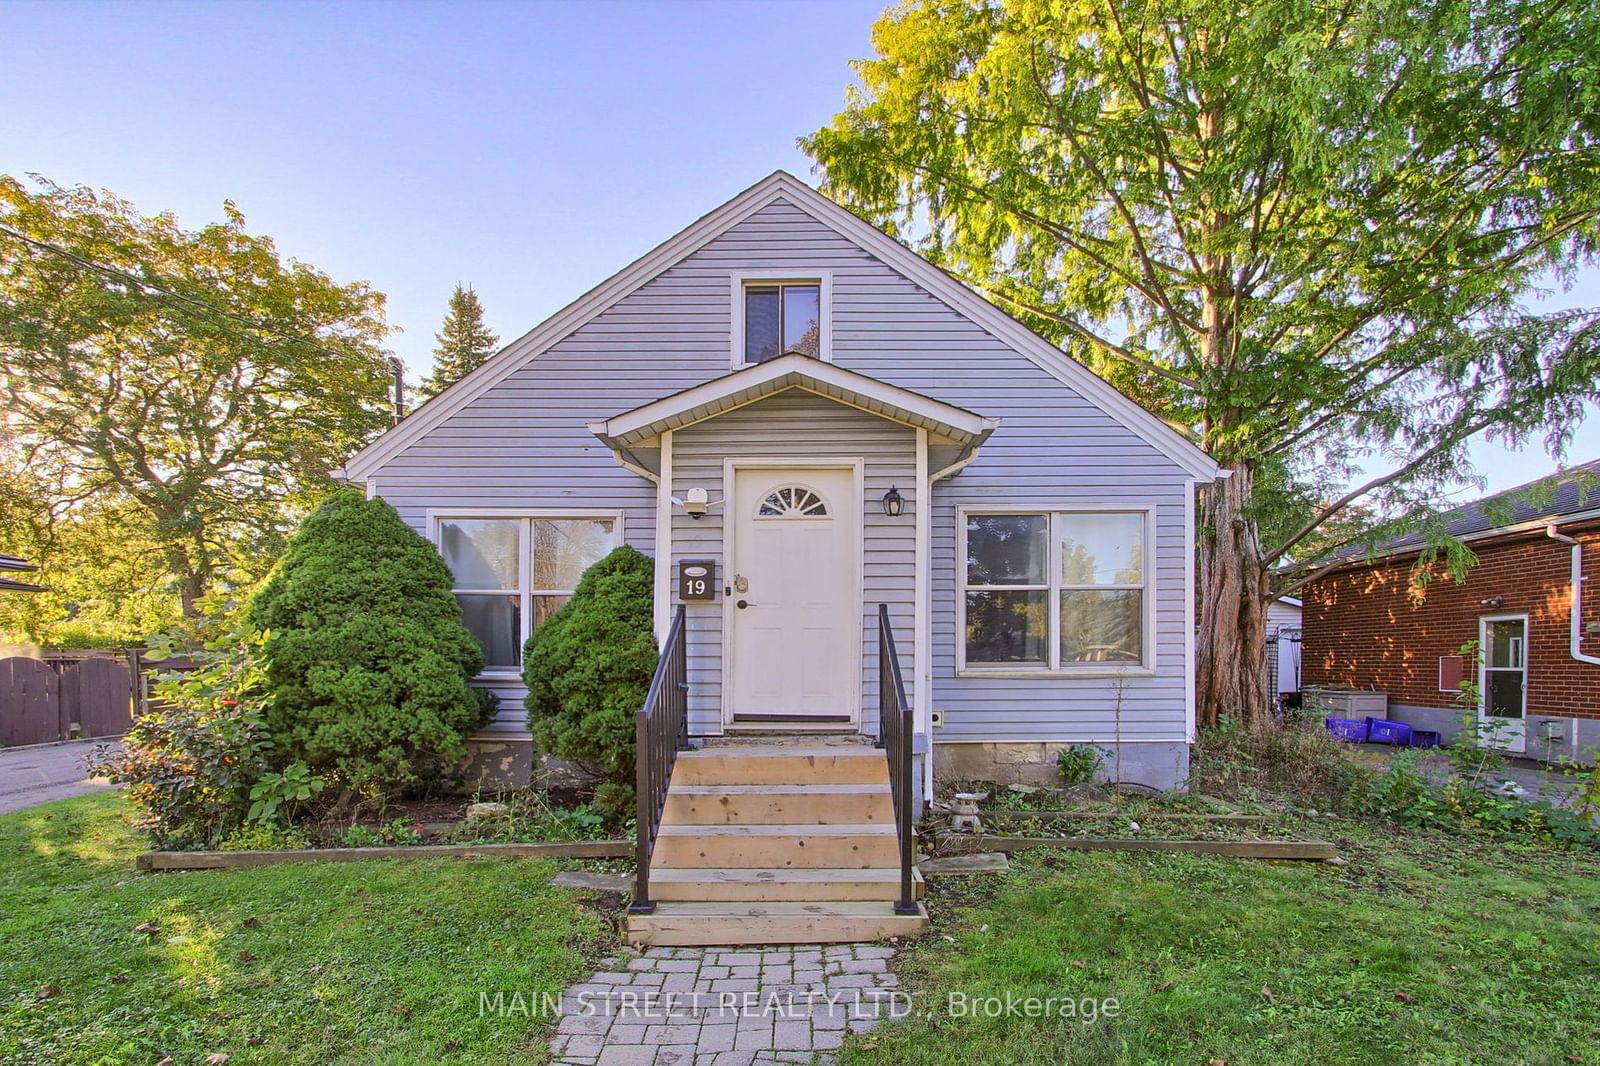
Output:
(736, 600), (755, 609)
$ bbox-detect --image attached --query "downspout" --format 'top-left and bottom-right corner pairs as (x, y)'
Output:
(1545, 524), (1600, 666)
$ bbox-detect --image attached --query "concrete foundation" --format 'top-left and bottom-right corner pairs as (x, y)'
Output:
(462, 736), (536, 791)
(933, 740), (1190, 792)
(1389, 705), (1600, 766)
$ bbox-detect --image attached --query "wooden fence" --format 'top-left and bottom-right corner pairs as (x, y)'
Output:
(0, 651), (143, 747)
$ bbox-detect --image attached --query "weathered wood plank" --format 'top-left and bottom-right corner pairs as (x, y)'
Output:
(979, 811), (1268, 825)
(551, 870), (632, 892)
(136, 839), (632, 872)
(940, 836), (1338, 860)
(920, 852), (1011, 875)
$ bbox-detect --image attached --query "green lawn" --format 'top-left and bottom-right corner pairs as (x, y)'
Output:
(844, 820), (1600, 1065)
(10, 795), (1600, 1065)
(1, 793), (609, 1065)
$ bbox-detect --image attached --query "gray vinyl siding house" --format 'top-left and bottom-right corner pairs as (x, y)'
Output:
(337, 172), (1218, 794)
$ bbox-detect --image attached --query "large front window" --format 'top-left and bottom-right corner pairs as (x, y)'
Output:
(961, 511), (1149, 671)
(436, 515), (618, 672)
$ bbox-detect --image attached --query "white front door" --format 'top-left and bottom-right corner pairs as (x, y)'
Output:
(726, 464), (859, 724)
(1479, 614), (1528, 754)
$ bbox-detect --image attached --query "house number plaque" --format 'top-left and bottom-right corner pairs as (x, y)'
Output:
(678, 559), (716, 601)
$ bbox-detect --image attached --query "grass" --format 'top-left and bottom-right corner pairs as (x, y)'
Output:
(1, 792), (610, 1065)
(11, 790), (1600, 1065)
(846, 817), (1600, 1065)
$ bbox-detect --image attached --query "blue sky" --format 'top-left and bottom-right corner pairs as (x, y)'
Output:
(3, 0), (1595, 500)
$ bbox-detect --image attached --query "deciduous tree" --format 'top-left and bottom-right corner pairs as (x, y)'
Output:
(806, 0), (1600, 725)
(0, 176), (395, 619)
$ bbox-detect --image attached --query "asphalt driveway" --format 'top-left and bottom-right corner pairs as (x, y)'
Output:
(0, 739), (116, 814)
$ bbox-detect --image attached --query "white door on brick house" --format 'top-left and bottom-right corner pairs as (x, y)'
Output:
(726, 464), (859, 724)
(1478, 614), (1528, 754)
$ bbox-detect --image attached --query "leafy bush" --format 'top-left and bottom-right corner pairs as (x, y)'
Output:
(87, 625), (272, 849)
(217, 823), (310, 851)
(1351, 750), (1600, 849)
(592, 781), (636, 825)
(246, 490), (497, 800)
(338, 824), (384, 848)
(523, 545), (657, 783)
(1056, 744), (1106, 786)
(247, 762), (326, 825)
(1351, 749), (1441, 824)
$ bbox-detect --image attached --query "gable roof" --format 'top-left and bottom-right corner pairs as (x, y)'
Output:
(589, 353), (999, 451)
(337, 171), (1219, 482)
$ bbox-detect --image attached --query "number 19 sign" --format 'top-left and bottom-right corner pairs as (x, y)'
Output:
(678, 559), (716, 602)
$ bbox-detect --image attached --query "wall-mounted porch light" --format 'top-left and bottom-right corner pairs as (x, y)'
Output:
(670, 486), (724, 520)
(881, 486), (905, 517)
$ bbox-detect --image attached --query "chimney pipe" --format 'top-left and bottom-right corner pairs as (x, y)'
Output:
(389, 357), (406, 425)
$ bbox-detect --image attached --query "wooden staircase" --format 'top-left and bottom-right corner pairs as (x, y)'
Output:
(625, 742), (928, 946)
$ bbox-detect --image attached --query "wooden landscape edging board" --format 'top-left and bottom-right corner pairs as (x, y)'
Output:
(939, 835), (1338, 860)
(136, 839), (632, 872)
(979, 811), (1268, 825)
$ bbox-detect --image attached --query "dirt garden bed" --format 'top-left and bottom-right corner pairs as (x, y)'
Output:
(926, 781), (1339, 860)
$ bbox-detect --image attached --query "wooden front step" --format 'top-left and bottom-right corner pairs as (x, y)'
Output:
(652, 823), (898, 869)
(648, 866), (925, 902)
(671, 745), (889, 787)
(627, 901), (928, 946)
(662, 783), (894, 826)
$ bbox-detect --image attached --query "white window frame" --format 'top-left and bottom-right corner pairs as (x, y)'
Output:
(427, 508), (624, 680)
(956, 505), (1156, 678)
(729, 269), (833, 367)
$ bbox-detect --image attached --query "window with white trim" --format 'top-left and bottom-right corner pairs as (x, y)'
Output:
(961, 511), (1148, 670)
(435, 516), (618, 672)
(742, 280), (821, 363)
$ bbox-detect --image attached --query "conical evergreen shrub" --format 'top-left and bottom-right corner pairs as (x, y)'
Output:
(523, 545), (656, 783)
(247, 489), (496, 796)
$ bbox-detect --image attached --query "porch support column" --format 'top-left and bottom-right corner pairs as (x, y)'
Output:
(654, 430), (674, 644)
(915, 427), (933, 801)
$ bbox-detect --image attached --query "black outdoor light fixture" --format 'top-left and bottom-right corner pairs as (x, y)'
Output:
(881, 486), (905, 517)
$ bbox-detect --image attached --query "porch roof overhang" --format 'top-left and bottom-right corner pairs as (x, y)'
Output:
(588, 354), (1000, 475)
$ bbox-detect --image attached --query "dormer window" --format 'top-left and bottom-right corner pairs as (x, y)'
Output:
(738, 277), (827, 364)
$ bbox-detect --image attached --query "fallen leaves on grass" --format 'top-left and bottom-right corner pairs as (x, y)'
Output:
(1394, 991), (1417, 1004)
(37, 984), (60, 1000)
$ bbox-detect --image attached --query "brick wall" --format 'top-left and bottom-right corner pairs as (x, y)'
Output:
(1301, 523), (1600, 720)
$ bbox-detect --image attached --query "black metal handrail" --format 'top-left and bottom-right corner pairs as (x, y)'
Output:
(630, 604), (689, 915)
(876, 603), (919, 915)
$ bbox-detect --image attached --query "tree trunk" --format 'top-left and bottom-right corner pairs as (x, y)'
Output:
(1195, 463), (1273, 729)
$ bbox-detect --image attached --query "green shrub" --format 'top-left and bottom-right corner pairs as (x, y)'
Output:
(86, 624), (272, 849)
(1056, 744), (1106, 786)
(338, 824), (384, 848)
(592, 781), (636, 825)
(246, 489), (496, 800)
(246, 762), (326, 825)
(217, 823), (310, 851)
(523, 545), (656, 783)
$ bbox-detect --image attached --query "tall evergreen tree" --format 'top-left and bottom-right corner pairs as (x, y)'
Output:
(420, 284), (499, 399)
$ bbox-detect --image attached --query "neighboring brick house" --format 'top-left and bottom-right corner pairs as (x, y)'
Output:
(1302, 462), (1600, 763)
